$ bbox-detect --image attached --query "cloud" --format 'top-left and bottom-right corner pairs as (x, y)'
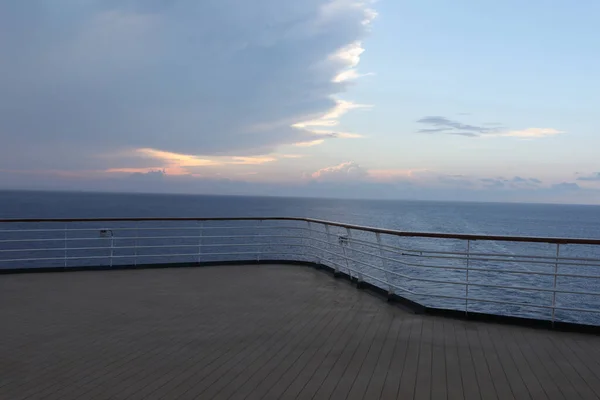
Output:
(367, 169), (428, 182)
(417, 116), (502, 137)
(307, 168), (549, 193)
(291, 99), (371, 141)
(229, 156), (277, 165)
(309, 130), (364, 139)
(551, 182), (580, 191)
(507, 176), (543, 189)
(500, 128), (564, 138)
(128, 169), (167, 181)
(106, 167), (171, 174)
(310, 161), (368, 181)
(106, 148), (278, 176)
(480, 178), (505, 189)
(279, 154), (306, 159)
(293, 99), (372, 128)
(2, 164), (597, 204)
(577, 172), (600, 181)
(0, 0), (375, 172)
(330, 41), (375, 82)
(477, 176), (544, 189)
(136, 148), (219, 167)
(308, 164), (429, 183)
(438, 174), (474, 187)
(135, 148), (277, 167)
(333, 69), (374, 82)
(294, 139), (326, 147)
(416, 116), (563, 139)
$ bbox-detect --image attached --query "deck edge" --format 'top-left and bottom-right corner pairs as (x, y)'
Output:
(2, 260), (599, 335)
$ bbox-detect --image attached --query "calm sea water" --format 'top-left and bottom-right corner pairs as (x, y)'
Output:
(1, 190), (600, 325)
(1, 190), (599, 238)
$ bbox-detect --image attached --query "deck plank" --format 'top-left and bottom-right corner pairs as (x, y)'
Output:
(429, 318), (447, 400)
(442, 319), (464, 400)
(361, 316), (403, 400)
(307, 300), (377, 400)
(454, 322), (482, 400)
(2, 265), (600, 400)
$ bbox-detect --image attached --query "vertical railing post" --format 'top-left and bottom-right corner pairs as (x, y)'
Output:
(256, 220), (262, 262)
(307, 221), (319, 265)
(465, 239), (470, 315)
(344, 228), (360, 285)
(109, 230), (114, 268)
(64, 223), (68, 268)
(376, 232), (393, 297)
(197, 221), (204, 264)
(552, 243), (560, 325)
(134, 223), (138, 267)
(326, 224), (339, 276)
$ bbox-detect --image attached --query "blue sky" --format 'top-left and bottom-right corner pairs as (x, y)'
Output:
(1, 0), (599, 203)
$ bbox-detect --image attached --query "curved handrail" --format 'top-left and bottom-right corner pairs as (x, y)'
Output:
(0, 216), (599, 245)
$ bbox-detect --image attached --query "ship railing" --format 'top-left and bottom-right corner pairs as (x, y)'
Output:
(1, 217), (600, 326)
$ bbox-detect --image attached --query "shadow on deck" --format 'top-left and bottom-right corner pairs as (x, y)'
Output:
(2, 264), (600, 399)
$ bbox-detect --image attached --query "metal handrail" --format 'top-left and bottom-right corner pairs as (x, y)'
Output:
(2, 217), (600, 326)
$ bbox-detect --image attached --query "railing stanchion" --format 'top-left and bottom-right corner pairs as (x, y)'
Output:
(256, 220), (262, 262)
(465, 239), (470, 315)
(552, 243), (560, 325)
(376, 232), (393, 297)
(307, 221), (319, 265)
(134, 223), (138, 267)
(344, 228), (361, 286)
(197, 221), (204, 264)
(64, 223), (68, 268)
(325, 224), (339, 277)
(110, 230), (114, 268)
(340, 230), (351, 277)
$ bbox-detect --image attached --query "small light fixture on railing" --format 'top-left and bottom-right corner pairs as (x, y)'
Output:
(99, 229), (113, 238)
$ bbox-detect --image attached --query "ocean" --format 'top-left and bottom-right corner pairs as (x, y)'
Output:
(1, 190), (600, 325)
(2, 190), (600, 238)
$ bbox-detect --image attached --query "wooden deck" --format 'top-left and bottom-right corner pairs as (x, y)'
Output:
(2, 265), (600, 400)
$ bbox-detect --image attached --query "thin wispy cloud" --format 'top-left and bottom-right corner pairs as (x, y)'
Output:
(417, 116), (502, 137)
(498, 128), (564, 138)
(293, 100), (372, 126)
(309, 130), (364, 139)
(279, 154), (306, 159)
(416, 116), (563, 139)
(577, 172), (600, 181)
(136, 149), (219, 167)
(291, 99), (371, 145)
(552, 182), (581, 191)
(107, 148), (278, 176)
(367, 169), (429, 181)
(438, 175), (474, 187)
(294, 139), (326, 147)
(478, 176), (544, 189)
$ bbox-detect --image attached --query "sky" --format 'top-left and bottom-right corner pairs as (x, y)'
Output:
(1, 0), (599, 204)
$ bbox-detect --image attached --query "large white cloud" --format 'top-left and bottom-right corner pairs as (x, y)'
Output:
(0, 0), (375, 170)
